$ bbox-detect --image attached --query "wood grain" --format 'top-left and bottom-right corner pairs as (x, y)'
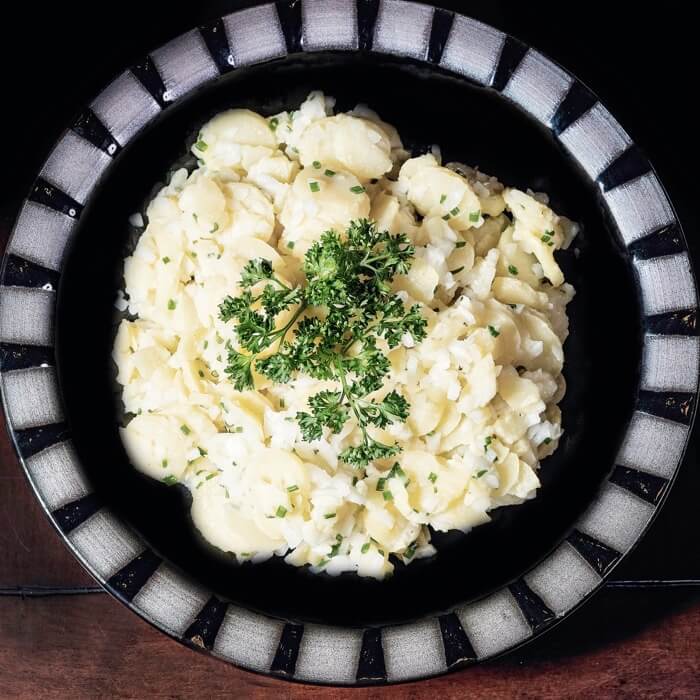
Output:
(1, 589), (699, 699)
(0, 409), (95, 587)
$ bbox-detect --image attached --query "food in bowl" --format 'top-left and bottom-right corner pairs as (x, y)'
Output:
(113, 92), (577, 579)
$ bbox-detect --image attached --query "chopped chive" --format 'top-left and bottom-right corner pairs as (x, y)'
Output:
(269, 117), (279, 132)
(167, 299), (177, 311)
(203, 340), (208, 349)
(276, 505), (287, 518)
(455, 241), (466, 248)
(192, 213), (198, 222)
(383, 490), (393, 502)
(404, 542), (417, 560)
(352, 476), (358, 486)
(205, 472), (217, 481)
(279, 398), (285, 408)
(317, 558), (329, 567)
(198, 446), (207, 457)
(440, 194), (447, 204)
(376, 478), (386, 492)
(488, 325), (500, 338)
(469, 210), (480, 222)
(350, 185), (366, 194)
(428, 472), (438, 483)
(475, 469), (488, 478)
(508, 264), (519, 275)
(309, 181), (320, 193)
(161, 459), (168, 468)
(162, 256), (171, 264)
(378, 549), (385, 556)
(324, 512), (336, 519)
(287, 241), (295, 250)
(210, 222), (219, 233)
(324, 169), (336, 177)
(361, 542), (371, 554)
(450, 206), (460, 217)
(484, 435), (493, 452)
(287, 484), (299, 492)
(180, 424), (191, 435)
(198, 370), (205, 378)
(442, 213), (451, 221)
(312, 160), (321, 169)
(450, 266), (464, 275)
(541, 233), (552, 243)
(543, 437), (552, 445)
(233, 426), (243, 433)
(162, 476), (178, 486)
(194, 140), (208, 152)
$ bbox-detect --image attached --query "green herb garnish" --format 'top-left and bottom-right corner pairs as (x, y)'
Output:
(508, 264), (519, 275)
(488, 325), (500, 338)
(469, 211), (480, 222)
(269, 117), (279, 132)
(349, 185), (366, 194)
(167, 299), (177, 311)
(162, 476), (178, 486)
(324, 169), (336, 177)
(218, 220), (427, 467)
(309, 181), (320, 193)
(276, 505), (287, 518)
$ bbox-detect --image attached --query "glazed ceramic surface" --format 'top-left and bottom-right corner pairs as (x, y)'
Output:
(0, 0), (697, 685)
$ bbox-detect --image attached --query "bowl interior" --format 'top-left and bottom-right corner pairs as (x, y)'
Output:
(55, 52), (641, 627)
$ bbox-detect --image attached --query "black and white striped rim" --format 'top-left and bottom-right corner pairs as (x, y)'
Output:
(0, 0), (697, 685)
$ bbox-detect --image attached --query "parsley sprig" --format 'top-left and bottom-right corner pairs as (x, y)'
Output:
(219, 219), (427, 466)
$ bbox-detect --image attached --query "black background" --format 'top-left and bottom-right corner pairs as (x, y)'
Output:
(0, 0), (698, 643)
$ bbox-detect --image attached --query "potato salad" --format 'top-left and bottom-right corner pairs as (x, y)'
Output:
(114, 91), (577, 579)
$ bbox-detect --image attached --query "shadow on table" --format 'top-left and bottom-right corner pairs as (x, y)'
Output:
(499, 585), (700, 664)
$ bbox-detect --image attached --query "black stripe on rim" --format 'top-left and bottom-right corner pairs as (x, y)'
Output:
(566, 528), (621, 577)
(627, 223), (686, 261)
(508, 578), (556, 633)
(276, 0), (302, 54)
(357, 0), (380, 52)
(610, 465), (669, 506)
(15, 422), (70, 459)
(597, 144), (652, 193)
(491, 35), (528, 92)
(71, 108), (120, 156)
(427, 8), (454, 64)
(130, 57), (168, 107)
(356, 628), (386, 683)
(29, 178), (82, 218)
(106, 549), (162, 602)
(644, 308), (697, 336)
(0, 343), (55, 371)
(551, 81), (597, 136)
(637, 390), (695, 425)
(199, 18), (234, 73)
(51, 493), (103, 534)
(3, 254), (60, 290)
(270, 622), (304, 676)
(438, 613), (477, 668)
(183, 595), (228, 650)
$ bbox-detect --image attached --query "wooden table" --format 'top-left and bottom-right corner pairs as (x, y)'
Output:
(1, 3), (699, 696)
(0, 230), (698, 699)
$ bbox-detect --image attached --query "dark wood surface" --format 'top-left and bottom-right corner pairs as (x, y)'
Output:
(1, 237), (699, 699)
(1, 2), (700, 696)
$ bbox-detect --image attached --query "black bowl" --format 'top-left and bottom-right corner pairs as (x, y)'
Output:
(1, 2), (696, 685)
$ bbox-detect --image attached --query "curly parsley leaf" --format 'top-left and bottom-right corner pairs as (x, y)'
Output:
(218, 219), (428, 467)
